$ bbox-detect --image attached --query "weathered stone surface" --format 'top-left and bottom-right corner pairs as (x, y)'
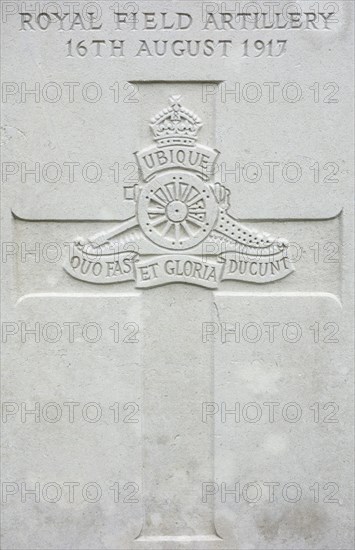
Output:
(1, 2), (353, 549)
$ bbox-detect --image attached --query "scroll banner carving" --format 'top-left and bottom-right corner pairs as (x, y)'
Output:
(135, 143), (219, 181)
(65, 244), (292, 288)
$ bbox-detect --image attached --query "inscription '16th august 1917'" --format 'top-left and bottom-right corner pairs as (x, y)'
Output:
(18, 10), (336, 58)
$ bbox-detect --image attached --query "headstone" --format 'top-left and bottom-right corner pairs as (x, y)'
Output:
(1, 2), (353, 549)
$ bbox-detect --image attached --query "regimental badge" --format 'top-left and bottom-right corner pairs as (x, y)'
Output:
(65, 96), (295, 289)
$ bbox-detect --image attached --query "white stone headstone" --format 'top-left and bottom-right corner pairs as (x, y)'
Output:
(1, 2), (353, 549)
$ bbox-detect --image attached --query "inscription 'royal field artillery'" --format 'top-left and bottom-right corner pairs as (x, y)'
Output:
(65, 96), (295, 288)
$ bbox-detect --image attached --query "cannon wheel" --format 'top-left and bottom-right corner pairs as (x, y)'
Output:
(138, 171), (218, 250)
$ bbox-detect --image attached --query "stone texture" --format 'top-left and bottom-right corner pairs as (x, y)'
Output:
(1, 1), (353, 549)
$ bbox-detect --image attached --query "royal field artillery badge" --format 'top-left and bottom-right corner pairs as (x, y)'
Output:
(65, 96), (295, 289)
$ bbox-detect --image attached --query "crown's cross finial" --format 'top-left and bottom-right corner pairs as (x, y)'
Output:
(169, 95), (182, 120)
